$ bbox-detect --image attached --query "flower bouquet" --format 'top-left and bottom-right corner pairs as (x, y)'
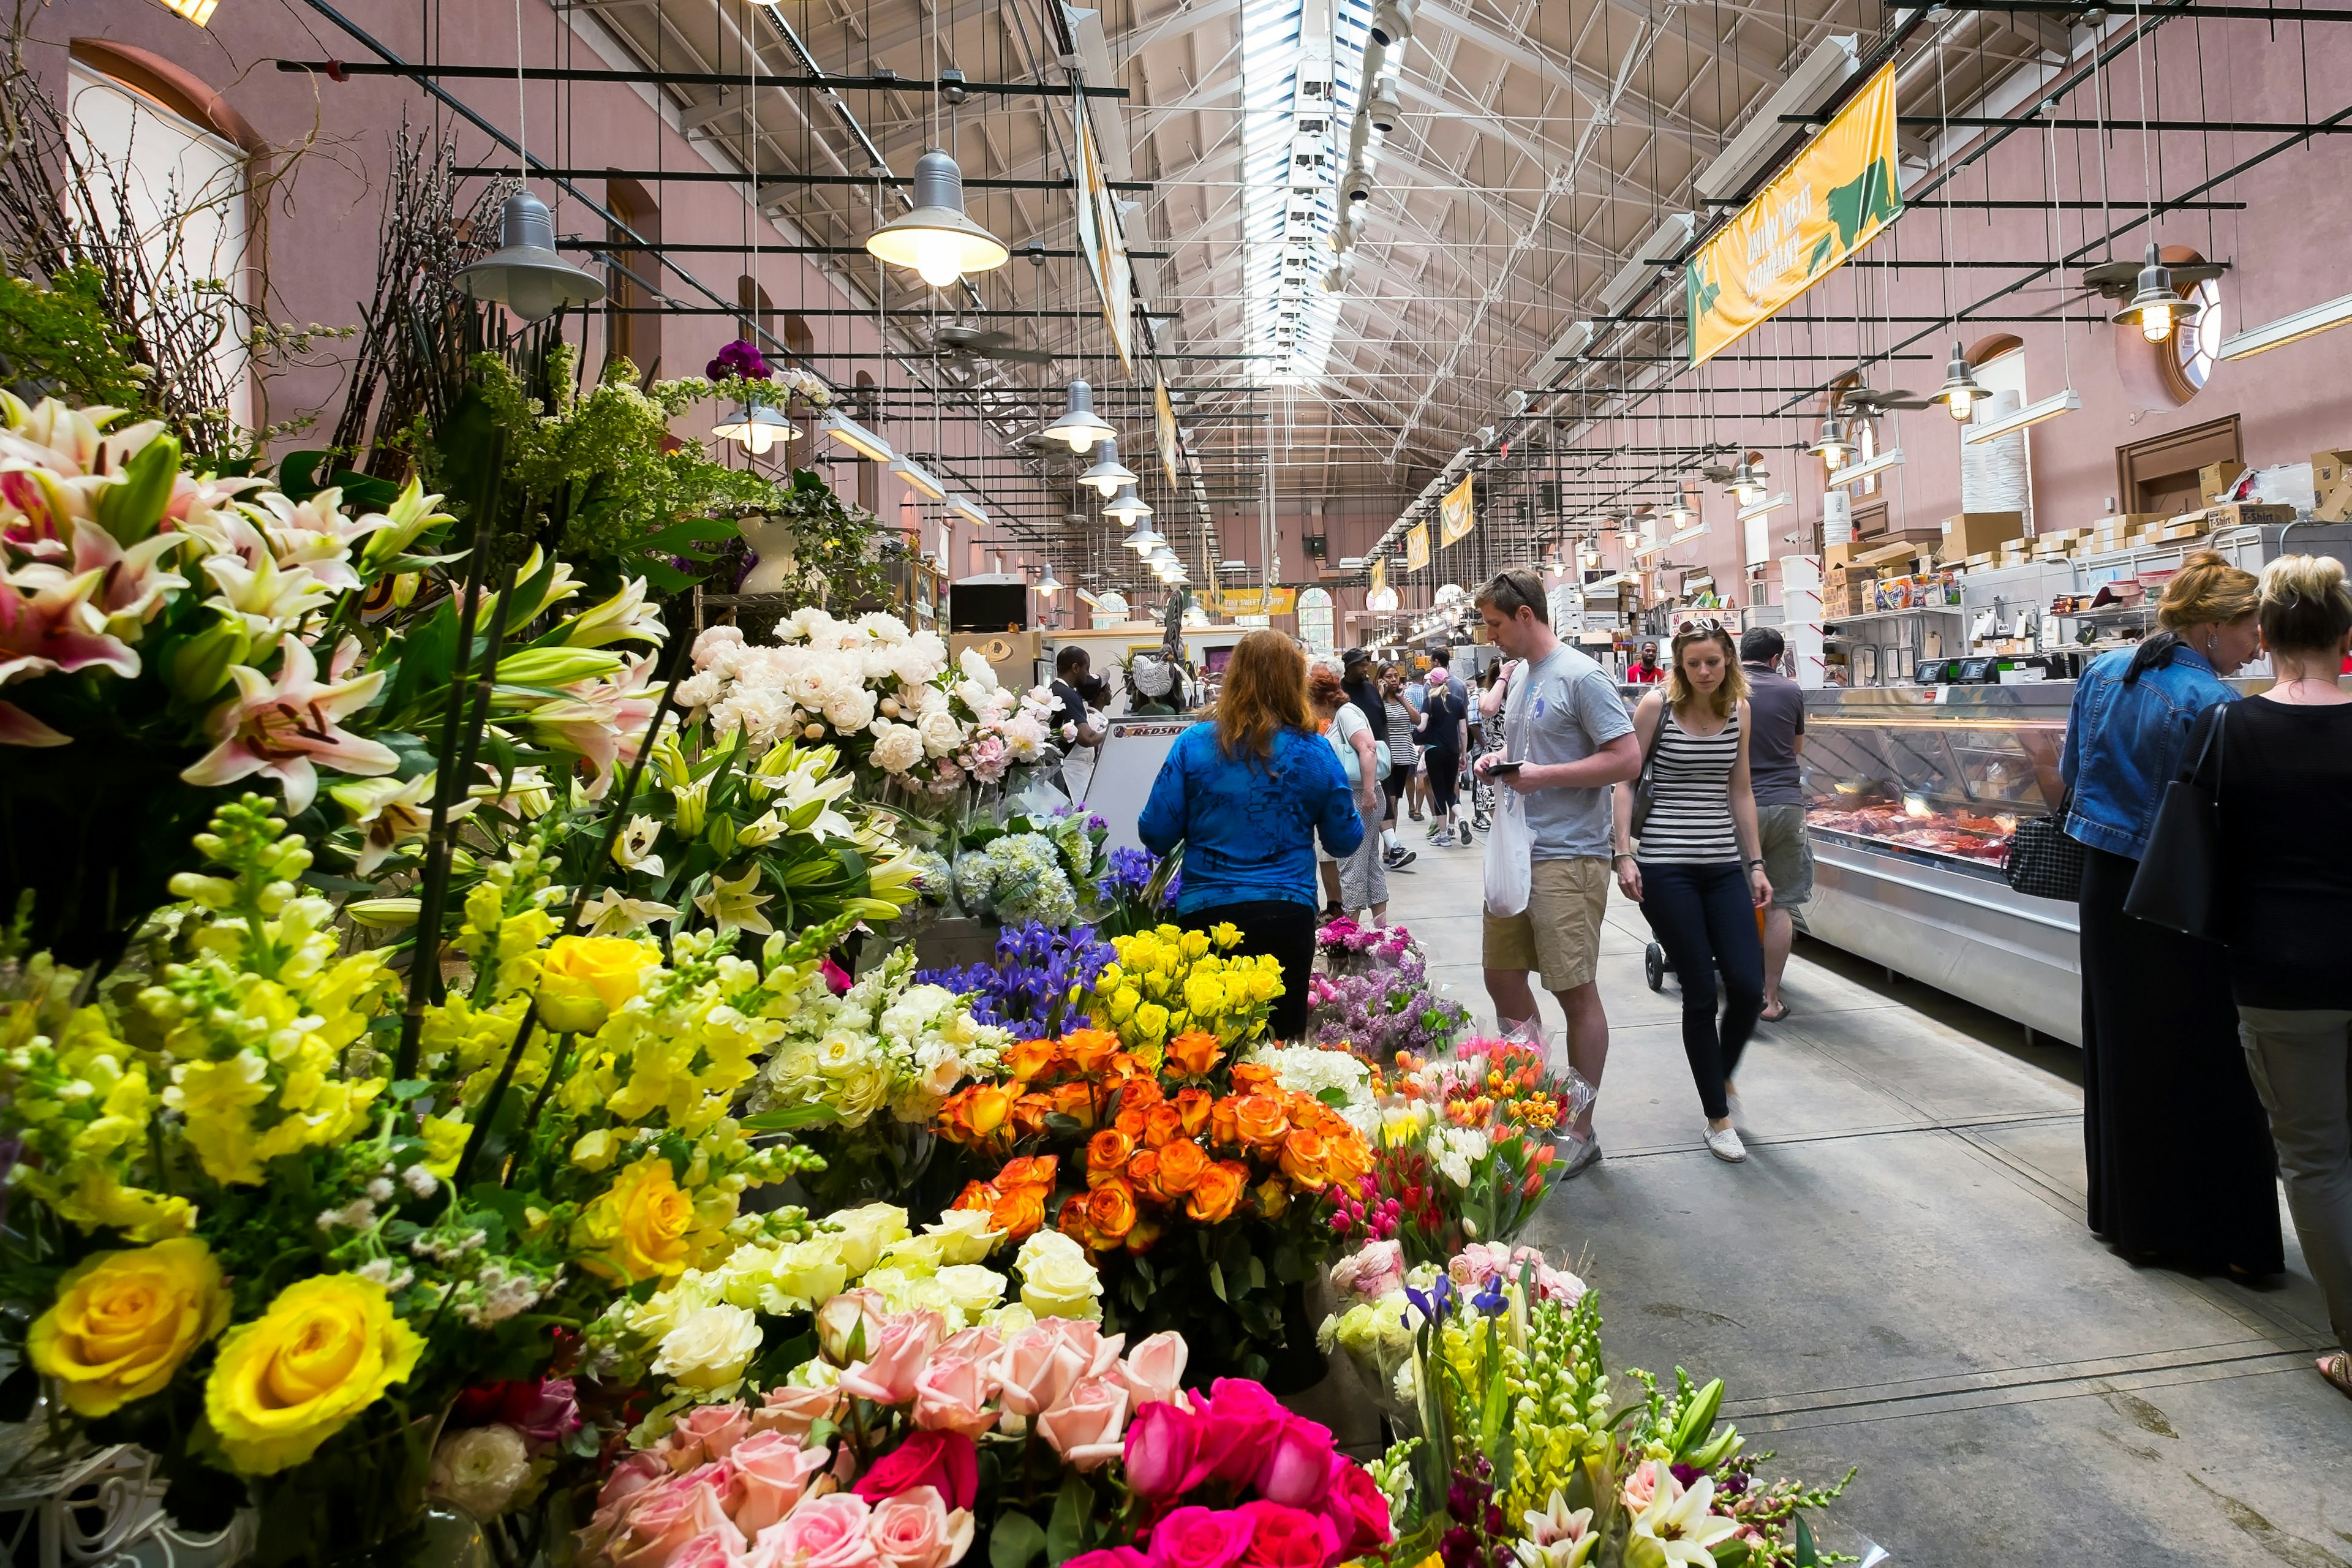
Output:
(948, 805), (1108, 931)
(1093, 846), (1180, 941)
(915, 922), (1118, 1036)
(1312, 917), (1418, 977)
(1316, 1243), (1581, 1424)
(1078, 926), (1285, 1061)
(1303, 948), (1469, 1065)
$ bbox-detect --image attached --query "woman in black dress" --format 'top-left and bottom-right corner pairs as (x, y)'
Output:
(2060, 552), (2281, 1276)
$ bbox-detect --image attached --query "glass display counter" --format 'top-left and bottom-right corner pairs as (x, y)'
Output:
(1795, 684), (2082, 1044)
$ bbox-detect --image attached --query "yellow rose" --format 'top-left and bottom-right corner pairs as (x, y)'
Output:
(922, 1208), (1006, 1265)
(29, 1239), (228, 1417)
(204, 1275), (423, 1475)
(1133, 1003), (1170, 1041)
(576, 1156), (699, 1284)
(537, 935), (650, 1035)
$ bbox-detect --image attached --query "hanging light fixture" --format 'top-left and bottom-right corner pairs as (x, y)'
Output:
(710, 399), (797, 456)
(1728, 460), (1767, 506)
(1037, 564), (1064, 595)
(864, 149), (1011, 288)
(457, 192), (606, 322)
(1805, 415), (1853, 468)
(823, 409), (895, 463)
(1119, 521), (1165, 552)
(1044, 381), (1115, 452)
(1079, 435), (1138, 496)
(2111, 242), (2198, 344)
(1106, 484), (1154, 524)
(1929, 340), (1986, 423)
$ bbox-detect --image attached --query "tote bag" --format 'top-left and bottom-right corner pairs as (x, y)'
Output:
(2124, 705), (2226, 938)
(2002, 789), (2086, 902)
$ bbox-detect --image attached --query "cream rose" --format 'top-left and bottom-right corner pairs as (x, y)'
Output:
(653, 1303), (764, 1392)
(921, 1211), (1005, 1267)
(1014, 1232), (1102, 1322)
(826, 1205), (912, 1279)
(932, 1264), (1008, 1322)
(918, 710), (964, 758)
(431, 1423), (532, 1520)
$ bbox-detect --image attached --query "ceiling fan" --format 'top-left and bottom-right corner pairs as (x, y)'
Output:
(1696, 450), (1765, 485)
(1834, 382), (1933, 415)
(927, 322), (1057, 366)
(2079, 252), (2225, 303)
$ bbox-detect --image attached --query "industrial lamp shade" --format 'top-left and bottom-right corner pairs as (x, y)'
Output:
(864, 149), (1011, 288)
(1079, 435), (1138, 496)
(1044, 380), (1116, 452)
(1105, 483), (1154, 523)
(1806, 415), (1852, 467)
(710, 399), (798, 456)
(2111, 243), (2199, 344)
(1728, 461), (1767, 504)
(1930, 339), (1987, 423)
(1119, 521), (1165, 552)
(458, 192), (606, 322)
(1037, 565), (1064, 594)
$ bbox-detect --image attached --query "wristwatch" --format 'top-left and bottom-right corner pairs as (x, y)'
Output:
(1746, 858), (1765, 869)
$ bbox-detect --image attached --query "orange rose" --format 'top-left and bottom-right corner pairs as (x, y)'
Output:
(1087, 1128), (1136, 1179)
(1106, 1053), (1148, 1085)
(1208, 1098), (1240, 1148)
(1254, 1177), (1290, 1219)
(1084, 1179), (1138, 1248)
(1011, 1093), (1056, 1141)
(1174, 1088), (1214, 1137)
(1186, 1161), (1249, 1224)
(1062, 1028), (1122, 1074)
(1006, 1038), (1060, 1082)
(1115, 1107), (1148, 1140)
(1056, 1194), (1091, 1243)
(1231, 1093), (1289, 1150)
(997, 1155), (1060, 1191)
(992, 1187), (1049, 1242)
(1141, 1104), (1186, 1150)
(1049, 1080), (1101, 1129)
(1231, 1063), (1277, 1094)
(1278, 1128), (1330, 1191)
(1124, 1216), (1162, 1255)
(1153, 1139), (1210, 1194)
(1324, 1129), (1373, 1184)
(1126, 1148), (1165, 1203)
(1118, 1076), (1165, 1114)
(1166, 1031), (1224, 1077)
(952, 1180), (1000, 1215)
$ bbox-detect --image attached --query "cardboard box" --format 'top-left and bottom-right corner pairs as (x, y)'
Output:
(2198, 460), (2248, 505)
(1941, 511), (2026, 557)
(1854, 539), (1923, 570)
(2091, 513), (2165, 531)
(2197, 501), (2296, 532)
(2313, 450), (2352, 522)
(1823, 542), (1856, 570)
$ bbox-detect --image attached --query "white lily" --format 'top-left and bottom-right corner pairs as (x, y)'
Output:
(356, 478), (454, 571)
(1513, 1493), (1597, 1568)
(611, 814), (665, 880)
(554, 575), (665, 649)
(694, 865), (775, 937)
(732, 809), (790, 849)
(330, 772), (474, 875)
(579, 888), (677, 937)
(203, 549), (333, 640)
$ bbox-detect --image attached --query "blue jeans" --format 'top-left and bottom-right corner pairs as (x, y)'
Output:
(1639, 860), (1765, 1120)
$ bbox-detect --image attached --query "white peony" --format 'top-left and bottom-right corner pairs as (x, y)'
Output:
(824, 684), (877, 733)
(872, 720), (925, 774)
(652, 1302), (764, 1392)
(919, 708), (965, 758)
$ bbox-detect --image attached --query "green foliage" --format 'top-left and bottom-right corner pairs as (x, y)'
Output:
(0, 268), (149, 410)
(733, 467), (901, 616)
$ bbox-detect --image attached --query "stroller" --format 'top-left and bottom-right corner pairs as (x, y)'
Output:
(1642, 903), (1770, 992)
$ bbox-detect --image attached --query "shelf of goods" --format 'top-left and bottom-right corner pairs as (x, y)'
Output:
(1794, 682), (2083, 1043)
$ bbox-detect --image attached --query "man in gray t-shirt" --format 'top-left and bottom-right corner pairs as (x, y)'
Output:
(1471, 569), (1643, 1167)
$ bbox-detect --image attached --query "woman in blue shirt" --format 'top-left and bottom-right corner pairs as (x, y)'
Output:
(2062, 551), (2280, 1276)
(1139, 630), (1365, 1039)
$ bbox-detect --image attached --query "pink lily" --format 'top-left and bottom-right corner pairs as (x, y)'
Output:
(50, 519), (187, 635)
(241, 488), (385, 593)
(0, 700), (69, 748)
(181, 634), (399, 813)
(0, 567), (139, 687)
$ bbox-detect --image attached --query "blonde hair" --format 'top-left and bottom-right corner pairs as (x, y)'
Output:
(1664, 624), (1746, 720)
(1213, 630), (1310, 764)
(2157, 550), (2259, 631)
(2257, 553), (2352, 654)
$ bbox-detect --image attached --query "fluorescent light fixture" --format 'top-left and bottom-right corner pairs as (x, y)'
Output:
(1337, 556), (1366, 568)
(823, 409), (894, 463)
(947, 493), (990, 527)
(1830, 446), (1905, 484)
(1962, 391), (2080, 446)
(1736, 492), (1792, 521)
(1694, 35), (1860, 204)
(1598, 212), (1697, 316)
(2219, 290), (2352, 360)
(1219, 559), (1250, 571)
(162, 0), (220, 22)
(892, 457), (947, 500)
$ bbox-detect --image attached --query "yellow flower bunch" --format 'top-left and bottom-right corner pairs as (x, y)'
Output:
(1081, 923), (1283, 1059)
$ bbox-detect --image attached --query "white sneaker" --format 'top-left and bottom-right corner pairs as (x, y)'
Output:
(1705, 1124), (1747, 1163)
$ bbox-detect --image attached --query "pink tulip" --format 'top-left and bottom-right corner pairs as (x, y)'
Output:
(839, 1311), (948, 1406)
(913, 1327), (1003, 1439)
(1036, 1378), (1130, 1472)
(1253, 1417), (1335, 1509)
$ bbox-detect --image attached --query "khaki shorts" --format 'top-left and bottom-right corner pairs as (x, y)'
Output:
(1483, 856), (1611, 992)
(1757, 802), (1814, 909)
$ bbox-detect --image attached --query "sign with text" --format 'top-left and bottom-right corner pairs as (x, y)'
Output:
(1211, 586), (1298, 617)
(1685, 64), (1902, 365)
(1438, 473), (1477, 546)
(1404, 522), (1431, 571)
(1073, 92), (1136, 375)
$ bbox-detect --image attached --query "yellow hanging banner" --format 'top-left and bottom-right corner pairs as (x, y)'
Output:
(1212, 586), (1298, 617)
(1685, 64), (1904, 366)
(1154, 378), (1181, 484)
(1404, 522), (1431, 571)
(1438, 473), (1476, 546)
(1368, 556), (1386, 601)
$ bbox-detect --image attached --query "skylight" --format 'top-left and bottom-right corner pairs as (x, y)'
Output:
(1238, 0), (1389, 385)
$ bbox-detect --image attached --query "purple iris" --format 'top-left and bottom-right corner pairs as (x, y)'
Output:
(1471, 1276), (1508, 1316)
(917, 921), (1114, 1030)
(706, 339), (774, 382)
(1098, 845), (1178, 907)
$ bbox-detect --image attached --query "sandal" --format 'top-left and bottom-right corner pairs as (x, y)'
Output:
(1759, 1002), (1790, 1023)
(2321, 1352), (2352, 1401)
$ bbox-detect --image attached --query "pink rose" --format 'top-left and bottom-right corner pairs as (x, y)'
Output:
(1314, 1460), (1391, 1558)
(1114, 1332), (1189, 1412)
(840, 1311), (948, 1406)
(1235, 1502), (1338, 1568)
(1036, 1378), (1129, 1472)
(865, 1485), (975, 1568)
(1253, 1417), (1335, 1509)
(818, 1290), (890, 1366)
(1621, 1460), (1662, 1512)
(1197, 1381), (1284, 1488)
(1121, 1400), (1204, 1502)
(598, 1450), (672, 1516)
(672, 1531), (748, 1568)
(850, 1431), (978, 1512)
(1329, 1242), (1402, 1303)
(995, 1321), (1121, 1418)
(611, 1479), (744, 1568)
(668, 1404), (753, 1469)
(733, 1432), (835, 1537)
(1146, 1507), (1256, 1568)
(754, 1385), (846, 1443)
(1063, 1552), (1148, 1568)
(913, 1328), (1003, 1439)
(750, 1492), (876, 1568)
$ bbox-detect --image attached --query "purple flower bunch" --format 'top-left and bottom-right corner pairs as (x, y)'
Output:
(705, 338), (774, 382)
(1095, 843), (1180, 938)
(1306, 945), (1470, 1061)
(916, 919), (1114, 1033)
(1315, 916), (1416, 974)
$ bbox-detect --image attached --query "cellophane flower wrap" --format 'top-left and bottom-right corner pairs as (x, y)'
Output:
(0, 796), (840, 1561)
(1304, 938), (1469, 1064)
(1380, 1265), (1850, 1568)
(1093, 845), (1180, 940)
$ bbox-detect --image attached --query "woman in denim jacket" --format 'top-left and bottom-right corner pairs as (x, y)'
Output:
(2060, 552), (2280, 1276)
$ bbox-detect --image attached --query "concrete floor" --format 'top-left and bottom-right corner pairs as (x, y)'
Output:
(1371, 826), (2352, 1567)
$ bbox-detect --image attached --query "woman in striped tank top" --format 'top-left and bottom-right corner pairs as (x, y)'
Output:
(1610, 623), (1773, 1163)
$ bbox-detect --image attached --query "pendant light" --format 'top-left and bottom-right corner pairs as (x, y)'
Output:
(1079, 435), (1138, 496)
(1119, 520), (1165, 552)
(710, 399), (797, 456)
(1929, 340), (1986, 423)
(1804, 415), (1853, 469)
(1728, 459), (1767, 507)
(1044, 381), (1115, 452)
(2111, 243), (2198, 344)
(1106, 484), (1154, 524)
(1037, 564), (1064, 595)
(458, 192), (606, 322)
(865, 149), (1011, 288)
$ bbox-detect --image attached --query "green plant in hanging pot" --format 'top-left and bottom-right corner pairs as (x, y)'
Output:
(726, 467), (898, 611)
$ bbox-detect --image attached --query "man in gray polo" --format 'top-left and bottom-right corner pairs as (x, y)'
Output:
(1740, 626), (1811, 1020)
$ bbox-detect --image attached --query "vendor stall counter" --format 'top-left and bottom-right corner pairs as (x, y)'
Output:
(1795, 682), (2082, 1043)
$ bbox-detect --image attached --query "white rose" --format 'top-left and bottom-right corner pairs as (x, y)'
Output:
(935, 1263), (1010, 1320)
(918, 709), (966, 758)
(959, 646), (995, 684)
(825, 1203), (913, 1277)
(431, 1423), (532, 1520)
(924, 1208), (1006, 1265)
(1016, 1229), (1103, 1321)
(652, 1303), (764, 1392)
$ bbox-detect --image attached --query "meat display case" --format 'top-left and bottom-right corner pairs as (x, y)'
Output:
(1795, 682), (2083, 1044)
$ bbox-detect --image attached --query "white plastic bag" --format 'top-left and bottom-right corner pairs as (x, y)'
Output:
(1483, 785), (1532, 917)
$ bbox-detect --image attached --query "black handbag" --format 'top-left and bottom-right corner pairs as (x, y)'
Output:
(2003, 788), (2087, 901)
(1629, 709), (1664, 837)
(2124, 704), (2227, 938)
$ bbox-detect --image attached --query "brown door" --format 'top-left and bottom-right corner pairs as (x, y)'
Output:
(2117, 415), (2240, 516)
